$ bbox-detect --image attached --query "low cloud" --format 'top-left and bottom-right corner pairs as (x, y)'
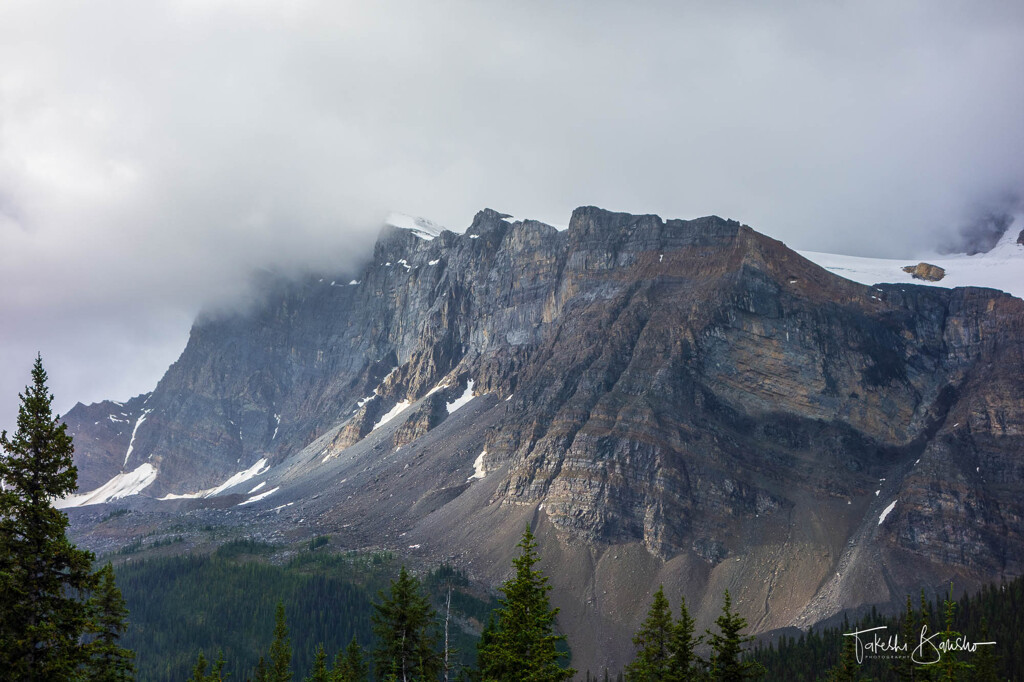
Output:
(1, 1), (1023, 429)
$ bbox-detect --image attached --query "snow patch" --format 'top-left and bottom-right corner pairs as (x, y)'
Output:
(207, 458), (270, 496)
(428, 259), (440, 266)
(56, 463), (158, 508)
(467, 450), (487, 481)
(446, 380), (475, 414)
(878, 500), (897, 525)
(385, 212), (445, 240)
(349, 280), (359, 285)
(161, 458), (271, 500)
(239, 486), (280, 506)
(248, 481), (267, 494)
(397, 259), (411, 270)
(499, 215), (567, 230)
(469, 234), (480, 239)
(123, 408), (153, 466)
(373, 401), (412, 430)
(272, 414), (281, 440)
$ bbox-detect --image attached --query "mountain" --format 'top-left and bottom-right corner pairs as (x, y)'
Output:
(60, 207), (1024, 670)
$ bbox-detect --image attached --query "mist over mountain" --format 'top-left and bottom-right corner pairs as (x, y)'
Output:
(60, 206), (1024, 670)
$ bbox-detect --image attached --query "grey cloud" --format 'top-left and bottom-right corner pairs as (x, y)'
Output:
(1, 0), (1023, 430)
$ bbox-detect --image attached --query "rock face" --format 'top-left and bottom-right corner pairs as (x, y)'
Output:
(902, 262), (946, 281)
(63, 207), (1024, 670)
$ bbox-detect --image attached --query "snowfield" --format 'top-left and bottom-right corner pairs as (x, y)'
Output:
(56, 463), (158, 508)
(798, 226), (1024, 300)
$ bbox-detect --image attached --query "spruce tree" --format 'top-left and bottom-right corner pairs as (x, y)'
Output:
(892, 595), (916, 681)
(971, 618), (999, 682)
(83, 562), (135, 681)
(371, 566), (440, 681)
(624, 586), (673, 681)
(253, 655), (269, 682)
(270, 601), (293, 682)
(189, 651), (211, 682)
(476, 525), (575, 682)
(307, 643), (329, 682)
(705, 590), (764, 681)
(936, 585), (972, 681)
(667, 595), (702, 681)
(826, 620), (867, 682)
(188, 650), (226, 681)
(333, 635), (368, 681)
(0, 356), (98, 680)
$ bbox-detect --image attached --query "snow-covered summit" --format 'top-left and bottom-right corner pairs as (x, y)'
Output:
(385, 212), (447, 241)
(799, 217), (1024, 300)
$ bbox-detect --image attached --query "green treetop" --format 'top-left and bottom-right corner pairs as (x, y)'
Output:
(0, 356), (99, 680)
(477, 525), (575, 682)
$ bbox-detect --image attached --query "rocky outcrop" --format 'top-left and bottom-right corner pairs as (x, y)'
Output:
(903, 262), (946, 281)
(63, 206), (1024, 669)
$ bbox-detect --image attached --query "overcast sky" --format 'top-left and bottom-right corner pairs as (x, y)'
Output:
(2, 0), (1023, 431)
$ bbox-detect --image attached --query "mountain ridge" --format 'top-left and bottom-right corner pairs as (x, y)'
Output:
(60, 206), (1024, 671)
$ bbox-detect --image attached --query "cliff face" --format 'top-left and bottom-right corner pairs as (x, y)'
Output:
(64, 206), (1024, 668)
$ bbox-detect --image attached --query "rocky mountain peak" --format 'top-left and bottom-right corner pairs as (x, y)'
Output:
(61, 205), (1024, 671)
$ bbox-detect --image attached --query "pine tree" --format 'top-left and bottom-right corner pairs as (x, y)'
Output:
(971, 618), (999, 682)
(936, 585), (972, 681)
(188, 649), (226, 681)
(331, 630), (368, 679)
(189, 651), (211, 682)
(667, 595), (702, 681)
(826, 621), (867, 682)
(371, 566), (440, 681)
(270, 601), (293, 682)
(476, 525), (575, 682)
(253, 655), (269, 682)
(83, 562), (135, 681)
(624, 586), (673, 681)
(705, 590), (764, 681)
(307, 643), (329, 682)
(0, 356), (99, 680)
(333, 636), (368, 681)
(892, 595), (916, 681)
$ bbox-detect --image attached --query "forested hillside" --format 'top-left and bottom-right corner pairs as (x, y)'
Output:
(113, 542), (496, 681)
(751, 575), (1022, 680)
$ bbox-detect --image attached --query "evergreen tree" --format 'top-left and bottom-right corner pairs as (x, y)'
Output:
(667, 595), (702, 681)
(307, 643), (329, 682)
(0, 356), (98, 680)
(83, 562), (135, 681)
(971, 619), (999, 682)
(936, 585), (971, 681)
(624, 586), (673, 681)
(333, 636), (368, 681)
(827, 621), (867, 682)
(371, 566), (440, 681)
(270, 601), (293, 682)
(189, 651), (211, 682)
(188, 649), (226, 681)
(705, 590), (763, 681)
(892, 595), (916, 681)
(476, 525), (575, 682)
(253, 655), (269, 682)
